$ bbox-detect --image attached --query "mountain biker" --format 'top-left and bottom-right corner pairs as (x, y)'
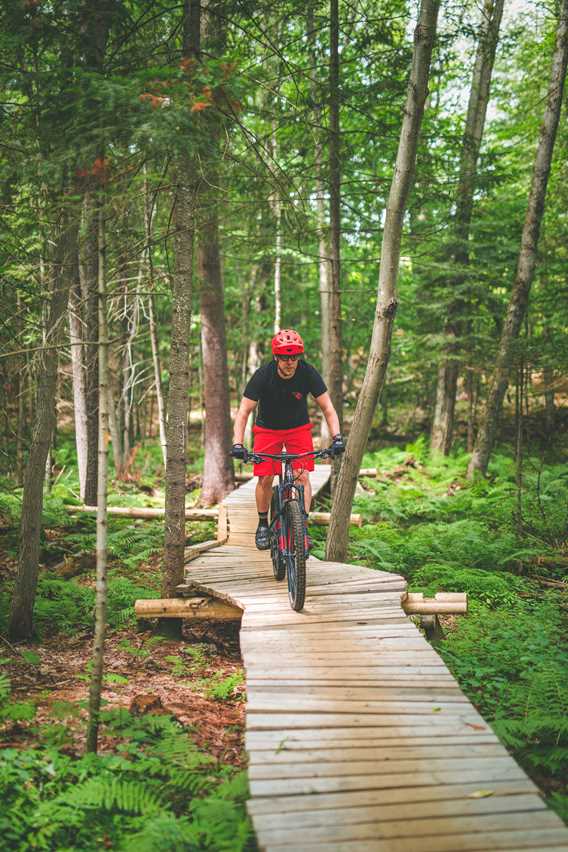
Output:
(231, 329), (345, 550)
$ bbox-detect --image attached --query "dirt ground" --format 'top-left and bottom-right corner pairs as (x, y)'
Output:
(1, 620), (246, 766)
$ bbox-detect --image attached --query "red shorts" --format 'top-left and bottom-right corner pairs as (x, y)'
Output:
(253, 423), (314, 477)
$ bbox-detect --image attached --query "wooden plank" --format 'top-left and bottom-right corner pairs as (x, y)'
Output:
(243, 652), (443, 665)
(248, 763), (527, 797)
(246, 679), (463, 690)
(244, 667), (455, 680)
(256, 809), (562, 846)
(245, 778), (534, 815)
(246, 697), (472, 716)
(246, 713), (488, 731)
(246, 729), (499, 750)
(251, 791), (547, 830)
(248, 743), (508, 764)
(248, 756), (517, 781)
(262, 829), (568, 852)
(241, 612), (410, 628)
(247, 683), (465, 697)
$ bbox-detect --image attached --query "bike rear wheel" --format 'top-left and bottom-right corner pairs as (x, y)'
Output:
(270, 488), (285, 581)
(285, 500), (307, 611)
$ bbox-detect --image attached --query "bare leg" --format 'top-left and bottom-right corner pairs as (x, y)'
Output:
(296, 470), (312, 512)
(255, 475), (274, 513)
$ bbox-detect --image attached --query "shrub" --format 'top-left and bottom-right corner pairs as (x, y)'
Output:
(410, 562), (527, 608)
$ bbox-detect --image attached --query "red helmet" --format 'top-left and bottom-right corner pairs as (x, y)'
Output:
(272, 329), (305, 355)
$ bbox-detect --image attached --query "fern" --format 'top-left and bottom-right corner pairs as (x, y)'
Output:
(65, 777), (165, 815)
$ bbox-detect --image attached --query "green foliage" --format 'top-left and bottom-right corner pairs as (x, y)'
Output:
(0, 708), (252, 851)
(0, 573), (156, 638)
(411, 563), (526, 608)
(437, 596), (568, 787)
(204, 671), (245, 702)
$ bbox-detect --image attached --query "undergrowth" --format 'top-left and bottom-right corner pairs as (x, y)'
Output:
(0, 674), (251, 851)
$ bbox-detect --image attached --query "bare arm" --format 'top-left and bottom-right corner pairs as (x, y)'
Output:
(314, 391), (341, 439)
(233, 397), (257, 445)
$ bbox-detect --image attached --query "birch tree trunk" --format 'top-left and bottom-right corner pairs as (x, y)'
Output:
(8, 215), (73, 640)
(326, 0), (439, 562)
(148, 291), (167, 466)
(87, 205), (109, 753)
(271, 118), (282, 332)
(16, 291), (26, 486)
(430, 0), (505, 454)
(79, 190), (100, 505)
(307, 2), (334, 442)
(468, 0), (568, 478)
(326, 0), (343, 429)
(69, 277), (88, 499)
(143, 170), (167, 466)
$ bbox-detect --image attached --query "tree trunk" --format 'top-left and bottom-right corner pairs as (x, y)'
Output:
(543, 365), (555, 435)
(307, 2), (335, 442)
(8, 216), (73, 640)
(468, 0), (568, 478)
(15, 291), (26, 486)
(326, 0), (439, 562)
(163, 171), (195, 605)
(430, 0), (505, 454)
(198, 189), (234, 505)
(144, 171), (167, 466)
(162, 1), (200, 610)
(326, 0), (343, 428)
(69, 276), (88, 499)
(79, 191), (100, 504)
(86, 205), (109, 753)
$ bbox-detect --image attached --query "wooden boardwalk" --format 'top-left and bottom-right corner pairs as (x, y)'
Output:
(184, 467), (568, 851)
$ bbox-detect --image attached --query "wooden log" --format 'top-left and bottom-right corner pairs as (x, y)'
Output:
(217, 504), (228, 540)
(184, 538), (226, 562)
(134, 597), (242, 620)
(66, 505), (218, 521)
(310, 511), (363, 527)
(66, 504), (362, 527)
(401, 592), (467, 615)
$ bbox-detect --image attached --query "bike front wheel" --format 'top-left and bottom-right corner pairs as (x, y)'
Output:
(270, 488), (285, 581)
(285, 499), (307, 611)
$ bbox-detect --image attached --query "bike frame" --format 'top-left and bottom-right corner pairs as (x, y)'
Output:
(249, 449), (331, 556)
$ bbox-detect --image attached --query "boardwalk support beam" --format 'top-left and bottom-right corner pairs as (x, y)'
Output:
(134, 597), (242, 621)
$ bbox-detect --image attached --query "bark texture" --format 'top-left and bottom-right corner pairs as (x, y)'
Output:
(198, 2), (233, 504)
(198, 197), (234, 503)
(326, 0), (439, 562)
(431, 0), (505, 454)
(468, 0), (568, 478)
(9, 220), (73, 640)
(87, 207), (109, 753)
(163, 169), (196, 599)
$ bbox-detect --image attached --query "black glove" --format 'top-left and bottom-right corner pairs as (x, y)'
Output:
(331, 434), (346, 456)
(231, 443), (249, 461)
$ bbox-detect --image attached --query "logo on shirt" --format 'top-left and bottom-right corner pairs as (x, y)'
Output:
(292, 392), (303, 400)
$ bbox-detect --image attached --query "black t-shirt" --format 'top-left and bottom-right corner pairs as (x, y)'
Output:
(244, 360), (327, 430)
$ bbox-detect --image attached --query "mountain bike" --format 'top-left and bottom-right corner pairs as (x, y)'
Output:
(248, 448), (332, 612)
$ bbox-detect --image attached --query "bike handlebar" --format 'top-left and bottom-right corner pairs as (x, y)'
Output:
(237, 448), (333, 464)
